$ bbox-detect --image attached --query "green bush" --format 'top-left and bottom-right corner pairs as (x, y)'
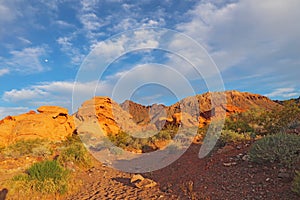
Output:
(292, 171), (300, 196)
(156, 130), (172, 141)
(12, 160), (69, 194)
(220, 130), (251, 145)
(1, 139), (52, 158)
(249, 133), (300, 167)
(58, 142), (92, 168)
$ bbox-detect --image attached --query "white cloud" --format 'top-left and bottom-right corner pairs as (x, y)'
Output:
(54, 20), (74, 28)
(0, 46), (48, 74)
(265, 88), (300, 99)
(0, 107), (29, 119)
(0, 68), (9, 76)
(78, 0), (107, 43)
(176, 0), (300, 76)
(80, 0), (99, 12)
(92, 37), (126, 61)
(79, 13), (103, 31)
(176, 0), (300, 94)
(111, 18), (165, 33)
(89, 29), (160, 66)
(3, 88), (48, 102)
(2, 80), (113, 113)
(111, 18), (139, 32)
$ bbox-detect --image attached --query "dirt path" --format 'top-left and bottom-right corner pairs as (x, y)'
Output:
(68, 143), (299, 200)
(66, 162), (176, 200)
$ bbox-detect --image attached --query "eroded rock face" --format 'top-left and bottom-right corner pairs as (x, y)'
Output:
(0, 106), (75, 147)
(75, 97), (154, 136)
(122, 91), (279, 130)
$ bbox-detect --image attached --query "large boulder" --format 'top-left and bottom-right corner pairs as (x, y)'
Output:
(0, 106), (75, 147)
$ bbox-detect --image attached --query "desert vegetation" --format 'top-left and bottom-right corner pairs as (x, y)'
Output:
(1, 134), (94, 199)
(249, 133), (300, 168)
(1, 139), (52, 158)
(11, 160), (70, 195)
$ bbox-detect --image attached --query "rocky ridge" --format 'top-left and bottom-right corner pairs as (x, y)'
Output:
(0, 91), (280, 145)
(0, 106), (75, 147)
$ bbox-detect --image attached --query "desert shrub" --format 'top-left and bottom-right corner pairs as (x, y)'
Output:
(108, 131), (133, 147)
(12, 160), (69, 194)
(60, 134), (82, 146)
(219, 130), (251, 145)
(259, 103), (300, 135)
(1, 139), (52, 158)
(249, 133), (300, 167)
(224, 117), (254, 134)
(58, 142), (92, 168)
(292, 171), (300, 196)
(156, 130), (172, 141)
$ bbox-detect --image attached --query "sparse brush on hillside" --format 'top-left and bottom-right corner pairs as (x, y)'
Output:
(249, 133), (300, 168)
(223, 108), (267, 137)
(259, 102), (300, 135)
(1, 139), (52, 158)
(11, 160), (69, 195)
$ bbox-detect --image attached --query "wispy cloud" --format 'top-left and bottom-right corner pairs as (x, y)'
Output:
(265, 88), (300, 99)
(0, 68), (9, 76)
(78, 0), (107, 43)
(0, 46), (49, 74)
(17, 37), (32, 45)
(54, 20), (75, 29)
(2, 80), (112, 112)
(57, 36), (85, 65)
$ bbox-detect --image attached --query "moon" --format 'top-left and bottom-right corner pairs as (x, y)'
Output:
(44, 59), (48, 63)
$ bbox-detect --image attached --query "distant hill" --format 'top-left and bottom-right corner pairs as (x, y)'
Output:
(274, 96), (300, 106)
(101, 90), (279, 133)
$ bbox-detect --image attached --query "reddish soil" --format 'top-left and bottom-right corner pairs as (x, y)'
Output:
(67, 143), (299, 200)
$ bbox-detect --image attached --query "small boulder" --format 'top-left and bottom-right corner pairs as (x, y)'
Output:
(131, 174), (157, 189)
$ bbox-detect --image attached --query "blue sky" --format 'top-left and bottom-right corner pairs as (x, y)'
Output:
(0, 0), (300, 118)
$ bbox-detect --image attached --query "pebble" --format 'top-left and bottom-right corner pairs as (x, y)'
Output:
(223, 162), (237, 167)
(242, 155), (250, 161)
